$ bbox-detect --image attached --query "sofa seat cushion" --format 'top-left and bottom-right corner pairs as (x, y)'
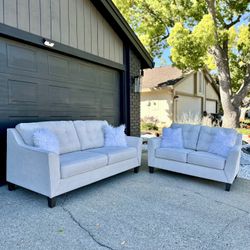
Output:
(187, 151), (226, 170)
(60, 151), (108, 179)
(155, 148), (194, 163)
(87, 147), (137, 165)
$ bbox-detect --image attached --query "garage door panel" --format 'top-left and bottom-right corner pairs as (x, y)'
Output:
(48, 55), (69, 77)
(206, 100), (217, 113)
(176, 96), (202, 122)
(7, 44), (38, 72)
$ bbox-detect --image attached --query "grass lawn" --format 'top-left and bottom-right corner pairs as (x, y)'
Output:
(237, 128), (250, 135)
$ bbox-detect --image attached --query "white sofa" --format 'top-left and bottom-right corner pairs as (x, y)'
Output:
(7, 120), (142, 207)
(148, 123), (242, 191)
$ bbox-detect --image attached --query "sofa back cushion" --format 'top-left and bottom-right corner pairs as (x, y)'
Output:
(16, 121), (81, 154)
(196, 126), (237, 152)
(171, 123), (201, 150)
(73, 120), (108, 150)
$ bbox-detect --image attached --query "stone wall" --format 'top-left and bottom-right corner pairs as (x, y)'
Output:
(129, 49), (141, 136)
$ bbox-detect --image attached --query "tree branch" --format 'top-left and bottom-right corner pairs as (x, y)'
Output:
(233, 64), (250, 106)
(225, 15), (242, 29)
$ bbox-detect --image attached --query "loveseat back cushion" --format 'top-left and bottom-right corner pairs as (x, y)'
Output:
(73, 120), (108, 150)
(171, 123), (201, 150)
(196, 126), (237, 152)
(16, 121), (81, 154)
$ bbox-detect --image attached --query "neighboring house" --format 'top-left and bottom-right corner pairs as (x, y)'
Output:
(141, 66), (220, 127)
(0, 0), (153, 184)
(240, 97), (250, 120)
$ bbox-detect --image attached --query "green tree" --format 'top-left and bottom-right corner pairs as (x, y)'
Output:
(114, 0), (250, 128)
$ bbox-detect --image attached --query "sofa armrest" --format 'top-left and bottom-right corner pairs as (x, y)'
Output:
(148, 137), (161, 166)
(7, 129), (60, 197)
(126, 136), (142, 165)
(224, 145), (242, 183)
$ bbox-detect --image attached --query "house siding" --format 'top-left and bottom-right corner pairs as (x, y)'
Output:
(141, 89), (173, 127)
(129, 49), (141, 136)
(175, 74), (195, 95)
(0, 0), (123, 64)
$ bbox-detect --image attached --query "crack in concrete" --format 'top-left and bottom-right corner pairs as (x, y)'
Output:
(206, 213), (248, 249)
(193, 191), (250, 214)
(61, 195), (114, 250)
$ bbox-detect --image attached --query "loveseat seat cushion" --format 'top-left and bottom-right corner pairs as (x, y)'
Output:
(196, 126), (237, 152)
(16, 121), (81, 154)
(155, 148), (194, 163)
(60, 151), (108, 179)
(171, 123), (201, 150)
(87, 147), (137, 165)
(73, 120), (108, 150)
(187, 151), (226, 170)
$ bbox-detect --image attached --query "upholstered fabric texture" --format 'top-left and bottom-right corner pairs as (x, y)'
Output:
(60, 151), (108, 179)
(155, 148), (193, 163)
(87, 147), (137, 165)
(160, 127), (184, 149)
(103, 124), (127, 147)
(16, 121), (81, 154)
(33, 128), (60, 154)
(208, 130), (237, 157)
(171, 123), (201, 150)
(187, 151), (226, 170)
(197, 126), (237, 152)
(73, 120), (108, 150)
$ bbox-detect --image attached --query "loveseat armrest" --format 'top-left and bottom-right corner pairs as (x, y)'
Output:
(126, 136), (142, 165)
(7, 129), (60, 197)
(224, 145), (242, 183)
(148, 137), (161, 166)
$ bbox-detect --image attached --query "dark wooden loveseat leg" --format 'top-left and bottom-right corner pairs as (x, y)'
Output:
(134, 167), (139, 173)
(8, 182), (16, 191)
(48, 197), (56, 208)
(225, 183), (231, 192)
(149, 167), (154, 173)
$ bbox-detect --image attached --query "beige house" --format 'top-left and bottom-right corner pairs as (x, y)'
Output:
(141, 66), (220, 127)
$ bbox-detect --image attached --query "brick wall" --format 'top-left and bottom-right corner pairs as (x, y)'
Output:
(129, 49), (141, 136)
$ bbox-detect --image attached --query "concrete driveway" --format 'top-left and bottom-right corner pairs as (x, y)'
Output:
(1, 153), (250, 250)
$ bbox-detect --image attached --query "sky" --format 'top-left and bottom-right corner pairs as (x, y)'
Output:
(154, 48), (172, 67)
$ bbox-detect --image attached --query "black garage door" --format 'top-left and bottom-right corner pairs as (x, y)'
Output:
(0, 37), (121, 184)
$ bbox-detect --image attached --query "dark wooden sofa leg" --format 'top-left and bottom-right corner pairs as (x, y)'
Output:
(8, 183), (16, 191)
(225, 183), (231, 192)
(134, 167), (139, 173)
(149, 167), (154, 174)
(48, 197), (56, 208)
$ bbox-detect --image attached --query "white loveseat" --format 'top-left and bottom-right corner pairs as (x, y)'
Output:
(148, 123), (242, 191)
(7, 120), (142, 207)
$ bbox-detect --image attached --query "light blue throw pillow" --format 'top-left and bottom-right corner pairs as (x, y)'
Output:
(103, 124), (127, 147)
(33, 128), (60, 154)
(208, 130), (237, 157)
(160, 127), (184, 149)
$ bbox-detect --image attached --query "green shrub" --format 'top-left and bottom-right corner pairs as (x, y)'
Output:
(141, 122), (159, 131)
(237, 128), (250, 135)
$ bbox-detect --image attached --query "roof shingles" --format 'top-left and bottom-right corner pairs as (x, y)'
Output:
(142, 66), (184, 89)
